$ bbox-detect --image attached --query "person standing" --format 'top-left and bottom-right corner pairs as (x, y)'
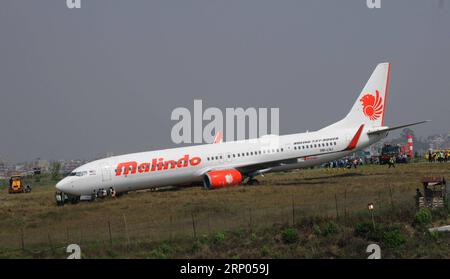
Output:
(388, 156), (396, 168)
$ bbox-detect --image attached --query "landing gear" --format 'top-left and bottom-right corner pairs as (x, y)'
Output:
(97, 188), (108, 198)
(246, 177), (260, 186)
(55, 187), (119, 206)
(55, 191), (68, 206)
(69, 196), (80, 204)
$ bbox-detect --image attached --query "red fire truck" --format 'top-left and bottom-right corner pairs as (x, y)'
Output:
(379, 144), (410, 165)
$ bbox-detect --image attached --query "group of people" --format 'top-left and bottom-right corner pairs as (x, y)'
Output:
(324, 158), (364, 169)
(427, 150), (449, 163)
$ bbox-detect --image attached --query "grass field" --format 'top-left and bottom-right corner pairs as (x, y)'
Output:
(0, 162), (449, 258)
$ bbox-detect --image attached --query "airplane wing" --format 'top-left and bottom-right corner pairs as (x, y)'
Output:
(234, 158), (299, 176)
(235, 124), (366, 176)
(202, 125), (366, 177)
(367, 120), (430, 135)
(201, 121), (429, 177)
(198, 157), (298, 177)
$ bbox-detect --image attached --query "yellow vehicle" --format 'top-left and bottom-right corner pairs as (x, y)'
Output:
(8, 175), (31, 194)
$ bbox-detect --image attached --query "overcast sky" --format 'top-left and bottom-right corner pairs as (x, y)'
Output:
(1, 0), (449, 162)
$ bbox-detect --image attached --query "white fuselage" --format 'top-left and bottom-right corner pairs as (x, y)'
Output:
(55, 126), (386, 196)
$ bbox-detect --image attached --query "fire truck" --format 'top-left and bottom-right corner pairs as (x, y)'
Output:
(379, 144), (410, 165)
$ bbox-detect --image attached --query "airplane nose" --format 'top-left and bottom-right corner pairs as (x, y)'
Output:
(55, 179), (67, 192)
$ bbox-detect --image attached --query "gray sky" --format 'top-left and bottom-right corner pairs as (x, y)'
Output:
(1, 0), (449, 162)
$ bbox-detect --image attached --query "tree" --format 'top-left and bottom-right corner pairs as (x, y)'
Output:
(51, 162), (61, 181)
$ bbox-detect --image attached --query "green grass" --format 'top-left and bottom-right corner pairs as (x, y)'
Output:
(0, 163), (449, 258)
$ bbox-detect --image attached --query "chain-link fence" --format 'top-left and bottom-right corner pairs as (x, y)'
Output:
(0, 185), (416, 253)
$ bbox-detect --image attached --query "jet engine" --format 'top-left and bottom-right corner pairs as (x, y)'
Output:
(203, 169), (243, 189)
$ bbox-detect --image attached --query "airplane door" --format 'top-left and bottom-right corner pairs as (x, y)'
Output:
(282, 143), (292, 152)
(100, 163), (112, 182)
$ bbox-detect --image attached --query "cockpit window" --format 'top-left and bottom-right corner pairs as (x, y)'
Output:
(70, 171), (88, 177)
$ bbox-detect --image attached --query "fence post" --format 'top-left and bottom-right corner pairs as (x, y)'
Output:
(388, 184), (394, 210)
(20, 228), (25, 251)
(108, 220), (113, 246)
(48, 231), (54, 254)
(344, 189), (347, 222)
(280, 206), (284, 225)
(292, 196), (295, 226)
(123, 214), (130, 249)
(207, 213), (211, 234)
(249, 208), (252, 233)
(191, 212), (197, 239)
(334, 193), (339, 219)
(170, 215), (173, 240)
(378, 191), (383, 211)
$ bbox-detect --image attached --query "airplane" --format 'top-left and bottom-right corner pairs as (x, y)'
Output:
(55, 63), (428, 203)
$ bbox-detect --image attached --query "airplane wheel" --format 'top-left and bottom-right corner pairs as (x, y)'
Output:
(69, 196), (80, 204)
(246, 178), (260, 186)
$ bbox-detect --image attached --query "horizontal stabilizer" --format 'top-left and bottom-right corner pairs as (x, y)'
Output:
(367, 120), (430, 135)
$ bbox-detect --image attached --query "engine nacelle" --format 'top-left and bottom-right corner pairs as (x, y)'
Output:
(203, 169), (243, 189)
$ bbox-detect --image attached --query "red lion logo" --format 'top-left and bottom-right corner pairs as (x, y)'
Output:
(360, 90), (383, 120)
